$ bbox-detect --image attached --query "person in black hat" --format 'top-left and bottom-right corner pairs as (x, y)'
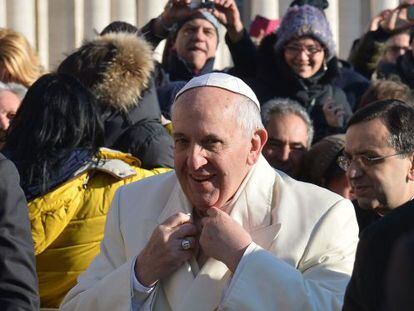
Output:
(141, 0), (257, 86)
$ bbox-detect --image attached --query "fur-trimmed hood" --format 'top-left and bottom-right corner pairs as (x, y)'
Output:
(92, 32), (154, 111)
(58, 32), (155, 111)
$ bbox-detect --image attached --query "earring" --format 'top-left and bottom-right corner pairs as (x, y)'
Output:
(323, 59), (328, 71)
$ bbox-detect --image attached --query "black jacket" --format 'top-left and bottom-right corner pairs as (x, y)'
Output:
(334, 60), (370, 111)
(250, 33), (352, 142)
(343, 199), (414, 311)
(377, 52), (414, 89)
(0, 154), (39, 310)
(101, 79), (174, 169)
(59, 33), (175, 169)
(142, 18), (257, 87)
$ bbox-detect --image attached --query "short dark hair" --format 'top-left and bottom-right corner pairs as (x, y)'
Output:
(100, 21), (139, 36)
(348, 99), (414, 154)
(5, 73), (104, 193)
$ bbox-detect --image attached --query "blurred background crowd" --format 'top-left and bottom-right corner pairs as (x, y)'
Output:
(1, 0), (414, 310)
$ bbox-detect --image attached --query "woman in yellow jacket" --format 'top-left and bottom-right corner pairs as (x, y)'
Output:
(4, 73), (169, 307)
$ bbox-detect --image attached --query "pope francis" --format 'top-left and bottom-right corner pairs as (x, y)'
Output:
(60, 73), (359, 311)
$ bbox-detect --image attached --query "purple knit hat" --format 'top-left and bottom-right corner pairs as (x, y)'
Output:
(274, 5), (336, 60)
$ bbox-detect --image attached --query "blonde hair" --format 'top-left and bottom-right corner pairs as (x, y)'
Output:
(0, 28), (42, 87)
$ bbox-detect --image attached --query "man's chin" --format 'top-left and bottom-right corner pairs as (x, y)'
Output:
(356, 197), (382, 211)
(185, 55), (207, 71)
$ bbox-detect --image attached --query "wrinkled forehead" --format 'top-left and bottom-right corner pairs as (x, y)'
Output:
(0, 89), (21, 111)
(180, 17), (216, 30)
(172, 86), (238, 118)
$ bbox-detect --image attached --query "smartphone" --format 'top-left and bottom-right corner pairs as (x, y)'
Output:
(190, 0), (215, 10)
(407, 5), (414, 21)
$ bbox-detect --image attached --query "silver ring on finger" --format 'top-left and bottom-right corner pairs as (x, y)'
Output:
(181, 238), (191, 250)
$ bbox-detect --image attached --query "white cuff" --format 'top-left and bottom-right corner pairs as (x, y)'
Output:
(131, 258), (157, 294)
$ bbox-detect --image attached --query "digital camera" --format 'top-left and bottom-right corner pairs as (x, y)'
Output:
(190, 0), (215, 10)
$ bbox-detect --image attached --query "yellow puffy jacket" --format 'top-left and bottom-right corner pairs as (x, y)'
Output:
(28, 148), (169, 307)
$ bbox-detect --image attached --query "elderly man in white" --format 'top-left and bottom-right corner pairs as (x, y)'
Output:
(60, 73), (358, 311)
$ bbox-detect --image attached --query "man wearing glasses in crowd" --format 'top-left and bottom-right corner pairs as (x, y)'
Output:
(340, 99), (414, 311)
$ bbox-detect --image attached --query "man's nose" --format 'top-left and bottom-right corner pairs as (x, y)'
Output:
(193, 27), (206, 40)
(347, 161), (364, 179)
(277, 145), (290, 161)
(186, 145), (208, 170)
(397, 48), (406, 56)
(0, 115), (9, 131)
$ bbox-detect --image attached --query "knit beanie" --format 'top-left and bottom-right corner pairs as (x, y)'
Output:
(302, 134), (345, 186)
(174, 11), (220, 38)
(289, 0), (329, 10)
(274, 5), (336, 60)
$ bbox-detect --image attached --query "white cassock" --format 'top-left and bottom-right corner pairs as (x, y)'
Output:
(60, 155), (359, 311)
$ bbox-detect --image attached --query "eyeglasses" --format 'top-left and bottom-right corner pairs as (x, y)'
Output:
(386, 45), (411, 54)
(284, 44), (324, 56)
(337, 152), (407, 172)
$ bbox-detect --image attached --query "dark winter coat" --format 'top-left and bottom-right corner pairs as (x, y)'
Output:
(58, 32), (174, 169)
(377, 51), (414, 89)
(250, 33), (352, 142)
(343, 199), (414, 311)
(142, 18), (257, 87)
(0, 154), (39, 310)
(334, 60), (370, 111)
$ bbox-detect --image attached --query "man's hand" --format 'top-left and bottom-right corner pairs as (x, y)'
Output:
(200, 207), (251, 272)
(134, 212), (198, 287)
(211, 0), (244, 42)
(161, 0), (194, 28)
(153, 0), (196, 36)
(322, 98), (345, 128)
(368, 9), (391, 32)
(378, 3), (414, 33)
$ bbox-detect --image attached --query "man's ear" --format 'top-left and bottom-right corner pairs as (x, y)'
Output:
(407, 152), (414, 182)
(247, 128), (268, 165)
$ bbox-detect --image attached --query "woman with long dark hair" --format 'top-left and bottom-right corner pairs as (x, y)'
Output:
(4, 73), (168, 307)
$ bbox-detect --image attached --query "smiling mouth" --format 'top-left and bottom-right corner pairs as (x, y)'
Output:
(353, 185), (371, 194)
(190, 174), (214, 183)
(188, 47), (206, 53)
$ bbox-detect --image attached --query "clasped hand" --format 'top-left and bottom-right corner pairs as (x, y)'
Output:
(134, 208), (251, 287)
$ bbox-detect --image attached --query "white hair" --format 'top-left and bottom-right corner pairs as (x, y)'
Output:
(233, 95), (264, 136)
(171, 90), (263, 137)
(261, 98), (314, 147)
(0, 81), (27, 100)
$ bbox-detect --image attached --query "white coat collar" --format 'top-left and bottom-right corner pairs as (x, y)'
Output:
(157, 155), (282, 311)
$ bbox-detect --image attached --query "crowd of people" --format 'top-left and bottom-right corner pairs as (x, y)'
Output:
(1, 0), (414, 310)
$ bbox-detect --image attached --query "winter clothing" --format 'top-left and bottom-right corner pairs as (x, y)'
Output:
(377, 51), (414, 89)
(353, 200), (382, 235)
(61, 155), (358, 311)
(0, 154), (39, 310)
(250, 32), (352, 142)
(274, 5), (336, 61)
(28, 148), (168, 307)
(157, 80), (187, 119)
(141, 18), (258, 87)
(343, 199), (414, 311)
(58, 32), (174, 169)
(384, 232), (414, 311)
(290, 0), (329, 10)
(348, 27), (392, 79)
(333, 60), (370, 111)
(175, 11), (219, 36)
(301, 134), (345, 186)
